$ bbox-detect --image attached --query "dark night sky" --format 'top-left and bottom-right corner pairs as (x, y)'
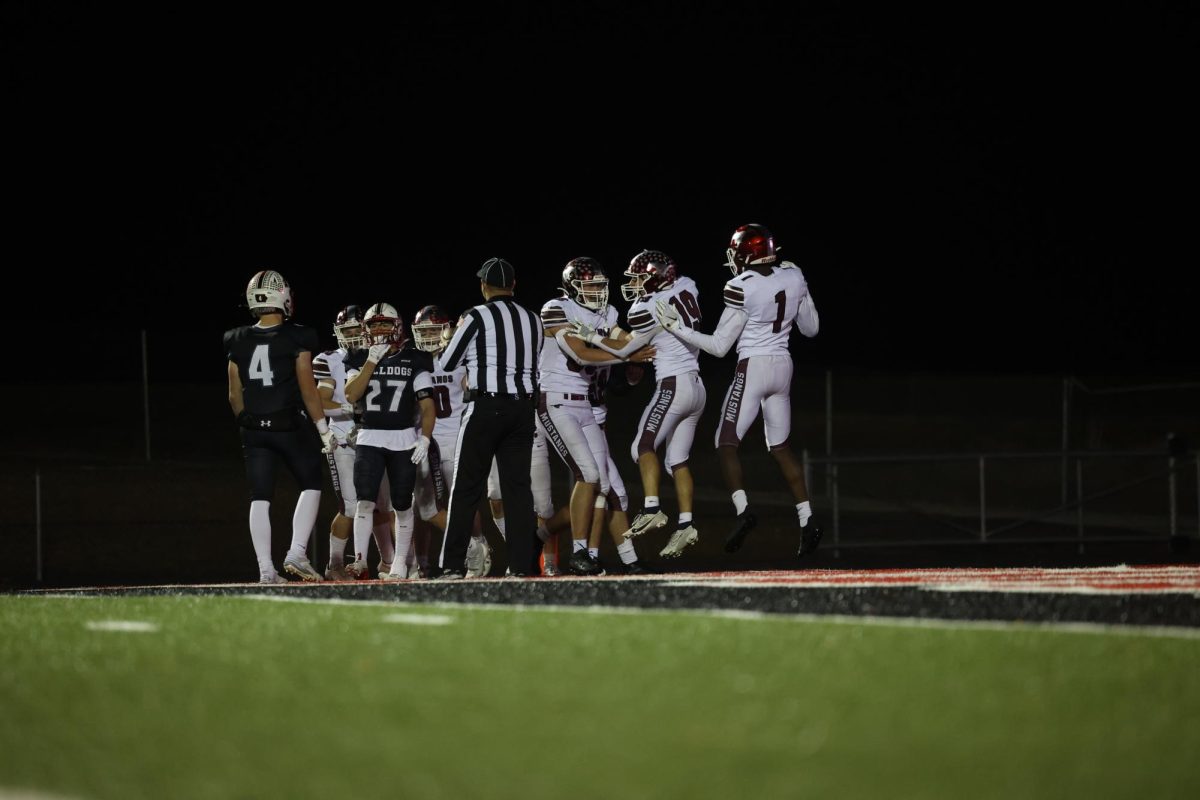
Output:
(6, 3), (1194, 381)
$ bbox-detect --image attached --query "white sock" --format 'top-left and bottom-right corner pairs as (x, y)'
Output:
(678, 512), (693, 525)
(617, 540), (637, 565)
(732, 490), (748, 515)
(249, 501), (273, 572)
(494, 517), (507, 540)
(290, 489), (321, 558)
(353, 500), (376, 563)
(797, 501), (812, 527)
(394, 508), (415, 573)
(644, 495), (660, 510)
(588, 547), (598, 559)
(373, 521), (395, 564)
(329, 535), (347, 567)
(573, 539), (587, 553)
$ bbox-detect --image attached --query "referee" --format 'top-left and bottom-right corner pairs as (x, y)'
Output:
(437, 257), (543, 578)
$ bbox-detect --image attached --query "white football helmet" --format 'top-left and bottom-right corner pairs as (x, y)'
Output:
(246, 270), (293, 318)
(363, 303), (406, 346)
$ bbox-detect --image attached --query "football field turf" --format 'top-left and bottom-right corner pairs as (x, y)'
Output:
(1, 594), (1197, 799)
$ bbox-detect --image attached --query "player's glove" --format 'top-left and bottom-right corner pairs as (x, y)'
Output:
(570, 320), (604, 345)
(338, 401), (355, 417)
(316, 419), (336, 453)
(654, 299), (682, 332)
(410, 434), (430, 465)
(367, 343), (391, 364)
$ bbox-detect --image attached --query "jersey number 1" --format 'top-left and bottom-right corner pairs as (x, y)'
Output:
(249, 345), (274, 386)
(772, 290), (787, 332)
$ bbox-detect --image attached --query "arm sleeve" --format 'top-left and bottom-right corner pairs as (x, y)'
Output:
(795, 293), (819, 337)
(670, 306), (748, 357)
(312, 353), (331, 380)
(440, 313), (479, 371)
(554, 328), (623, 366)
(590, 328), (656, 358)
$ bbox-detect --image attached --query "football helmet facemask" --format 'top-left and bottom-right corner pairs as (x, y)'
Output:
(333, 304), (365, 350)
(412, 304), (453, 352)
(246, 270), (294, 318)
(726, 223), (777, 275)
(562, 257), (609, 311)
(363, 303), (406, 347)
(622, 250), (678, 301)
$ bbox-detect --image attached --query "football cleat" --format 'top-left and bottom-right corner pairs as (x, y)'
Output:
(380, 564), (409, 582)
(259, 571), (288, 585)
(434, 569), (465, 581)
(466, 537), (492, 578)
(344, 559), (370, 580)
(567, 550), (605, 576)
(378, 561), (392, 579)
(542, 561), (560, 577)
(659, 525), (699, 558)
(623, 560), (661, 575)
(324, 565), (352, 582)
(282, 553), (323, 582)
(623, 509), (668, 539)
(723, 510), (757, 553)
(798, 519), (824, 558)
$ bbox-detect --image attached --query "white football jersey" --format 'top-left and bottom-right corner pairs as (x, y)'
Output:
(312, 348), (351, 408)
(626, 275), (701, 379)
(429, 351), (467, 435)
(723, 264), (811, 358)
(538, 297), (617, 395)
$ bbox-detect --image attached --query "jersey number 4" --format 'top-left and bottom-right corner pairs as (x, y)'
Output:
(249, 345), (275, 386)
(365, 379), (410, 412)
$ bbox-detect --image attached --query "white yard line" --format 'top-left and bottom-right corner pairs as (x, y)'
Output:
(83, 620), (159, 632)
(233, 594), (1200, 640)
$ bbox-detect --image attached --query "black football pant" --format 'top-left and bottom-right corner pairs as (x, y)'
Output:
(241, 428), (323, 501)
(441, 395), (537, 574)
(353, 444), (418, 512)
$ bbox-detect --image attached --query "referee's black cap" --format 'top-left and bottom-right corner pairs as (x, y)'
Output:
(477, 257), (515, 288)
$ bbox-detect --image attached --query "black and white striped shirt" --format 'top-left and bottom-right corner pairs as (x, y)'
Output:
(441, 296), (542, 395)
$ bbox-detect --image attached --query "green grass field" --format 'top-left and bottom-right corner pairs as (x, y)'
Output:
(1, 595), (1198, 799)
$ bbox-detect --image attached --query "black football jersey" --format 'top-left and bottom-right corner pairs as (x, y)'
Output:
(358, 344), (434, 431)
(224, 322), (320, 415)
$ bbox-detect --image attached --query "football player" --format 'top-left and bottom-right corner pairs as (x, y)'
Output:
(410, 304), (493, 578)
(575, 250), (706, 559)
(313, 305), (365, 580)
(654, 224), (822, 557)
(224, 270), (331, 583)
(538, 257), (654, 575)
(343, 303), (437, 580)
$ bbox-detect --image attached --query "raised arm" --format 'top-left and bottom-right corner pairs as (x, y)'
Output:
(656, 303), (747, 358)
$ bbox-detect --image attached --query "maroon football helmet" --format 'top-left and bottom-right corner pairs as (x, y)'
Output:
(562, 257), (609, 310)
(412, 304), (453, 352)
(726, 223), (777, 275)
(622, 250), (678, 301)
(333, 304), (365, 350)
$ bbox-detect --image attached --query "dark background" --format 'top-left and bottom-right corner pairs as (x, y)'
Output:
(5, 3), (1195, 381)
(2, 3), (1197, 587)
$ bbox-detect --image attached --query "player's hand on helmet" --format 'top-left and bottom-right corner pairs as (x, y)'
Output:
(411, 434), (430, 465)
(367, 343), (391, 364)
(654, 299), (682, 332)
